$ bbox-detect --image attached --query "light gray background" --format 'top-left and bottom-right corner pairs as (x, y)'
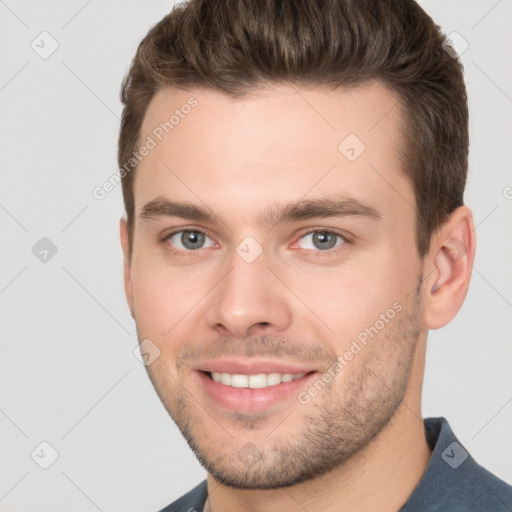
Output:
(0, 0), (511, 510)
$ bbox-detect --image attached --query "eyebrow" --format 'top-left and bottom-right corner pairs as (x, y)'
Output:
(139, 195), (381, 229)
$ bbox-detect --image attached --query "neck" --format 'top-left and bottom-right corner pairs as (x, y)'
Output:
(205, 337), (431, 512)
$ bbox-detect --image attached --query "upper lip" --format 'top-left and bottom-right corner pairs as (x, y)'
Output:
(192, 358), (319, 375)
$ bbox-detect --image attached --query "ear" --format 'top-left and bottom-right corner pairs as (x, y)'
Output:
(120, 218), (135, 319)
(422, 206), (476, 329)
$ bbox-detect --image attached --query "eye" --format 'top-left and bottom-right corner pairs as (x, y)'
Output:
(296, 230), (346, 251)
(165, 230), (216, 251)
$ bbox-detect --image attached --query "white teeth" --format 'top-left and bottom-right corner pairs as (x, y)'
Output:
(266, 373), (282, 386)
(231, 374), (249, 387)
(248, 374), (267, 389)
(209, 371), (306, 388)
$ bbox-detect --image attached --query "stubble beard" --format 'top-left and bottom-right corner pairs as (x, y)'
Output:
(141, 288), (423, 490)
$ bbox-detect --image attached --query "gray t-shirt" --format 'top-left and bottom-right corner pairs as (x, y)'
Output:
(159, 417), (512, 511)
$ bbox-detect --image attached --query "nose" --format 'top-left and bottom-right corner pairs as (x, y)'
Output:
(205, 247), (293, 339)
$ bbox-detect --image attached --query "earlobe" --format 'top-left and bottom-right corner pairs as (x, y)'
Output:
(120, 218), (135, 319)
(422, 206), (476, 329)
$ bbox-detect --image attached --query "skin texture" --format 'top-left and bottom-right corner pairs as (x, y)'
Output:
(120, 82), (475, 512)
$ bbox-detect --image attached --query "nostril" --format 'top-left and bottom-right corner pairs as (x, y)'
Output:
(247, 322), (271, 335)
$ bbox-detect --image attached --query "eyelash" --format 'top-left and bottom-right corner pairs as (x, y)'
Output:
(159, 228), (351, 258)
(159, 229), (215, 259)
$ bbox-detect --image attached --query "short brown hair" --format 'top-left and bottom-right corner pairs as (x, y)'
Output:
(118, 0), (468, 257)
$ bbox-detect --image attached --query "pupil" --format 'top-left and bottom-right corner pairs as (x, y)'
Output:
(313, 232), (336, 250)
(182, 231), (204, 249)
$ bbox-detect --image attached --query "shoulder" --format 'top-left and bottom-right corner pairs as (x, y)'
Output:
(465, 463), (512, 510)
(435, 460), (512, 511)
(158, 480), (208, 512)
(401, 417), (512, 511)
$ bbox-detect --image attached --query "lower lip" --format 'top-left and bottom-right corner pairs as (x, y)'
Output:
(196, 371), (319, 413)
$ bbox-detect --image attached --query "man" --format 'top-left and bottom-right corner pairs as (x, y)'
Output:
(118, 0), (512, 510)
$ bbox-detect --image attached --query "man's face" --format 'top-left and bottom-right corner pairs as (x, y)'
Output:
(122, 82), (426, 488)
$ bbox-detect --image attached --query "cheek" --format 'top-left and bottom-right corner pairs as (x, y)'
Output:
(131, 262), (187, 335)
(290, 254), (413, 345)
(130, 255), (218, 339)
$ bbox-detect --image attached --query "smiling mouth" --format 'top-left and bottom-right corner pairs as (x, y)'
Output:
(205, 371), (314, 389)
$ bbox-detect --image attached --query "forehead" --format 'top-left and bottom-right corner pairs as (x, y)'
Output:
(135, 82), (413, 225)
